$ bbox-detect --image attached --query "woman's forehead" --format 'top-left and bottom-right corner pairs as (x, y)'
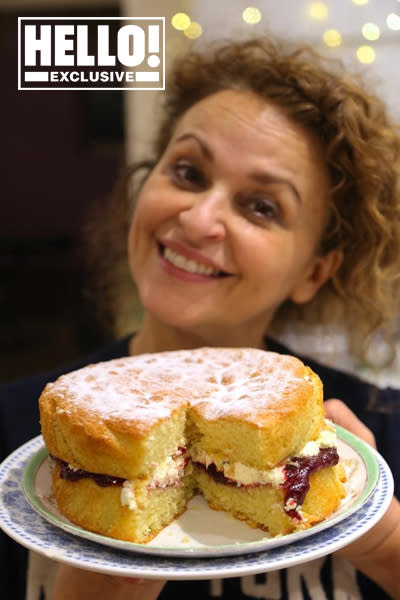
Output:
(171, 90), (321, 155)
(170, 90), (329, 186)
(173, 90), (285, 132)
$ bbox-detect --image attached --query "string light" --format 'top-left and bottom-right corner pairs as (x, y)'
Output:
(242, 7), (262, 25)
(386, 13), (400, 30)
(308, 2), (329, 21)
(362, 23), (380, 41)
(171, 13), (191, 31)
(322, 30), (342, 47)
(184, 22), (203, 39)
(356, 45), (376, 64)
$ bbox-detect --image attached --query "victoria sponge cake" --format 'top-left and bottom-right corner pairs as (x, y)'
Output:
(39, 347), (346, 543)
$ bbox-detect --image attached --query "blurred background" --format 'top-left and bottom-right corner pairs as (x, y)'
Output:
(1, 0), (399, 385)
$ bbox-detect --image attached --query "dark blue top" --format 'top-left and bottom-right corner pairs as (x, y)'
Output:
(0, 336), (397, 599)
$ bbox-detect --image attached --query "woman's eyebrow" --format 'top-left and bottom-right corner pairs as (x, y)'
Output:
(173, 133), (301, 204)
(174, 133), (213, 161)
(249, 172), (302, 205)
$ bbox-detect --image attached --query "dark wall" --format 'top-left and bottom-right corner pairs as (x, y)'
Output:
(1, 8), (124, 383)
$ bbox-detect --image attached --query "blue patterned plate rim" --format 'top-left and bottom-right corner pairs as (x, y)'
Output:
(0, 432), (393, 578)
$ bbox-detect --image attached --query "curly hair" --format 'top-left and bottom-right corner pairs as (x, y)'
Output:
(84, 37), (400, 362)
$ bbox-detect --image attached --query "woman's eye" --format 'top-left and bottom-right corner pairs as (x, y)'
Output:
(171, 162), (206, 188)
(246, 197), (282, 222)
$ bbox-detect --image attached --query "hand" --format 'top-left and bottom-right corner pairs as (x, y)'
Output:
(53, 565), (166, 600)
(324, 398), (400, 598)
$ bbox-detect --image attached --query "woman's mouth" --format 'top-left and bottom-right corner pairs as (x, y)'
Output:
(158, 244), (229, 278)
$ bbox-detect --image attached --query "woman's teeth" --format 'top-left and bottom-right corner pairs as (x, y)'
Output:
(163, 247), (222, 276)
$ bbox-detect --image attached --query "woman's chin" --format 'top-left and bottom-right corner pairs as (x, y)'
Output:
(141, 297), (202, 327)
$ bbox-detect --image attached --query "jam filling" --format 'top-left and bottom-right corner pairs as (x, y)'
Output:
(283, 447), (339, 519)
(51, 456), (125, 487)
(51, 446), (189, 488)
(51, 446), (339, 518)
(193, 446), (339, 519)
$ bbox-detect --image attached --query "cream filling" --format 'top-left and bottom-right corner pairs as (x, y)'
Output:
(190, 421), (338, 488)
(120, 451), (186, 511)
(190, 446), (286, 487)
(148, 453), (186, 488)
(121, 422), (338, 510)
(296, 423), (337, 458)
(120, 481), (138, 511)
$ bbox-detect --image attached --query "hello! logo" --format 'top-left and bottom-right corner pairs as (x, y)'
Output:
(18, 17), (165, 90)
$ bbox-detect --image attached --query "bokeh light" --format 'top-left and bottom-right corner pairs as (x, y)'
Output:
(386, 13), (400, 30)
(361, 23), (380, 41)
(171, 13), (191, 31)
(184, 22), (203, 39)
(356, 45), (376, 64)
(242, 7), (262, 25)
(322, 29), (342, 47)
(308, 2), (329, 21)
(352, 0), (369, 5)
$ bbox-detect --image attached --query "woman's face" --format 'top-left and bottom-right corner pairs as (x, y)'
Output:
(128, 90), (337, 345)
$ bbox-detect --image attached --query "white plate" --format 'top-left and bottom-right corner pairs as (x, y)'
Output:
(0, 428), (393, 579)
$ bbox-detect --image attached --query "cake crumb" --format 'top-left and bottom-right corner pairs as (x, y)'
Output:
(181, 536), (191, 544)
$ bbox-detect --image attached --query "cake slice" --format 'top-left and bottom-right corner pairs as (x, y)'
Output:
(188, 353), (345, 535)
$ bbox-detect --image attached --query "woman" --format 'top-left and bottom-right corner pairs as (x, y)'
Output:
(2, 37), (400, 599)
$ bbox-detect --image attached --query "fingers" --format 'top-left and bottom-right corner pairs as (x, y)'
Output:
(324, 398), (376, 448)
(118, 578), (167, 600)
(53, 566), (166, 600)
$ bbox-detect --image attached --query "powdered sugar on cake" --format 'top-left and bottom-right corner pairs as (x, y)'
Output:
(47, 347), (314, 425)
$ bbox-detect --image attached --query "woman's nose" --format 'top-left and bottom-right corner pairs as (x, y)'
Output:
(178, 190), (227, 244)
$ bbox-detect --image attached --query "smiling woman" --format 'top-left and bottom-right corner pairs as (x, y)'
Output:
(2, 35), (400, 600)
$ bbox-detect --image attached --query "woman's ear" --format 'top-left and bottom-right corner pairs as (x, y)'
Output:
(289, 248), (343, 305)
